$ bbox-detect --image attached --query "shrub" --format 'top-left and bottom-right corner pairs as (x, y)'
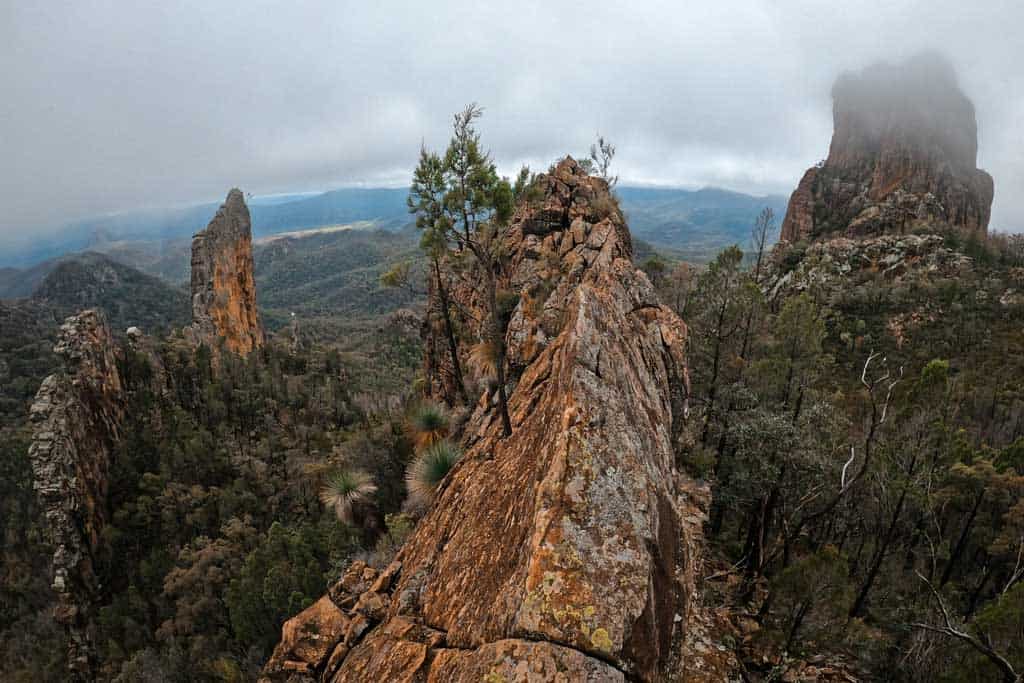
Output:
(405, 440), (462, 510)
(319, 469), (378, 524)
(407, 401), (449, 449)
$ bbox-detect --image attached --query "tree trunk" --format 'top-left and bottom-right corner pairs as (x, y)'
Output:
(433, 259), (468, 405)
(785, 601), (811, 653)
(940, 490), (985, 588)
(701, 301), (728, 446)
(486, 272), (513, 437)
(849, 471), (911, 618)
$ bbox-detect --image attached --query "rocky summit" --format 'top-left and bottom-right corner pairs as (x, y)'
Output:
(188, 188), (264, 355)
(28, 309), (126, 681)
(780, 53), (994, 243)
(261, 159), (736, 681)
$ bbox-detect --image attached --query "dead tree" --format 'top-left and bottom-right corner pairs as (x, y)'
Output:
(911, 572), (1022, 683)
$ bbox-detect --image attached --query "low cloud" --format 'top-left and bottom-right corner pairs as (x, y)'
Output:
(2, 0), (1022, 241)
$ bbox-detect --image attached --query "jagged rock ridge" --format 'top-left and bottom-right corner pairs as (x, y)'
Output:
(28, 310), (126, 680)
(263, 159), (736, 681)
(781, 53), (994, 243)
(188, 188), (264, 355)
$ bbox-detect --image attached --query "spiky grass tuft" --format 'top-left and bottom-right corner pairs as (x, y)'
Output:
(405, 439), (462, 509)
(467, 339), (499, 378)
(319, 468), (377, 524)
(407, 401), (450, 449)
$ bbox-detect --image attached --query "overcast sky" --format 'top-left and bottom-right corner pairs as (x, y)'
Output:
(2, 0), (1023, 241)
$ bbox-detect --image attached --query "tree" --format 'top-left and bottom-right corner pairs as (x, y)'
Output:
(912, 573), (1023, 683)
(658, 262), (698, 320)
(589, 134), (618, 190)
(404, 439), (462, 511)
(405, 152), (470, 406)
(408, 104), (517, 436)
(319, 468), (377, 525)
(770, 293), (827, 420)
(750, 207), (776, 285)
(406, 401), (450, 450)
(690, 245), (759, 447)
(771, 545), (852, 653)
(225, 522), (330, 655)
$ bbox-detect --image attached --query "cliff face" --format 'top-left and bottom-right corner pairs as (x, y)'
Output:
(263, 159), (734, 681)
(188, 189), (264, 355)
(780, 53), (994, 243)
(28, 309), (126, 680)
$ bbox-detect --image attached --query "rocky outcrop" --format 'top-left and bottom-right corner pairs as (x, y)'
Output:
(780, 53), (994, 243)
(188, 189), (264, 355)
(769, 233), (974, 301)
(263, 159), (738, 681)
(28, 309), (126, 680)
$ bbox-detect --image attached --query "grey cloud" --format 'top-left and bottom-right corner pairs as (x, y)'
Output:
(2, 0), (1022, 244)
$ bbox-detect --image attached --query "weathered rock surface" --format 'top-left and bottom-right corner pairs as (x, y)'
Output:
(780, 53), (994, 243)
(188, 189), (264, 355)
(263, 159), (738, 681)
(768, 233), (973, 301)
(28, 309), (126, 680)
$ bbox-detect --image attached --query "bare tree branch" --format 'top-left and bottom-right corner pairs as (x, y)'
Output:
(911, 571), (1021, 683)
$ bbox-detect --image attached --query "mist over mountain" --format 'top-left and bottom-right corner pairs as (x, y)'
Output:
(0, 185), (786, 270)
(3, 1), (1024, 680)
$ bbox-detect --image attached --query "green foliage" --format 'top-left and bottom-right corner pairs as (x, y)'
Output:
(31, 252), (190, 333)
(675, 232), (1024, 678)
(407, 401), (450, 449)
(495, 288), (519, 323)
(225, 521), (342, 654)
(319, 469), (378, 524)
(0, 328), (422, 679)
(641, 255), (668, 286)
(405, 439), (462, 509)
(770, 545), (852, 652)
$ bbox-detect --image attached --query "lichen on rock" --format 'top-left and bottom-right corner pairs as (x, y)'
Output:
(262, 158), (737, 681)
(28, 309), (127, 680)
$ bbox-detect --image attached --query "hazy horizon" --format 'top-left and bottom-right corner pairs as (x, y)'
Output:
(4, 1), (1023, 239)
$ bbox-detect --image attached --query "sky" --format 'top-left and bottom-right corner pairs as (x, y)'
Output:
(2, 0), (1023, 243)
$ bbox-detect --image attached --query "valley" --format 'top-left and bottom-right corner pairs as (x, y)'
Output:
(2, 38), (1023, 683)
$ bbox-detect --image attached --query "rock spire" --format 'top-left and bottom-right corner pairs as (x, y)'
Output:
(188, 188), (264, 355)
(262, 159), (736, 681)
(28, 309), (126, 680)
(781, 53), (994, 243)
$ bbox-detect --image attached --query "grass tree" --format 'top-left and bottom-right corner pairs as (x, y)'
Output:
(319, 468), (378, 525)
(407, 401), (450, 450)
(405, 439), (462, 510)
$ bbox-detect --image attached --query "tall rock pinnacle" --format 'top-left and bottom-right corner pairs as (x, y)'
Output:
(262, 159), (735, 681)
(781, 53), (994, 242)
(188, 189), (264, 355)
(28, 310), (126, 680)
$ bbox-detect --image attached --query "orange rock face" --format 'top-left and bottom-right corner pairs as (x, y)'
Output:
(188, 189), (264, 355)
(263, 159), (737, 681)
(780, 53), (994, 243)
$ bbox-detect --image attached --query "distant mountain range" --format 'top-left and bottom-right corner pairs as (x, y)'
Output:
(0, 228), (422, 333)
(617, 186), (789, 262)
(0, 185), (787, 268)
